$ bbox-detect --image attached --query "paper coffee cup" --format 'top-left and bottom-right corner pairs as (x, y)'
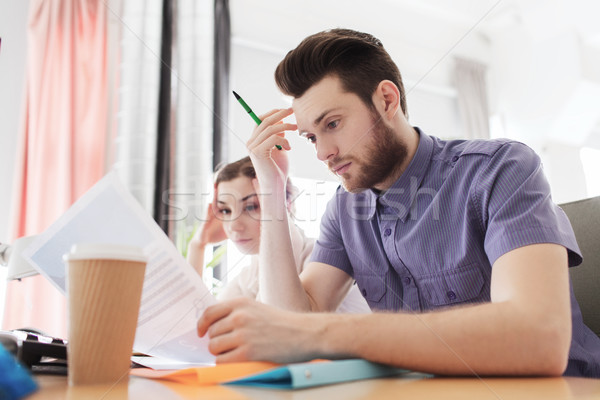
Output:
(65, 243), (147, 385)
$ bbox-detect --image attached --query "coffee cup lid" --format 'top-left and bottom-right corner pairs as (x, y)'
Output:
(63, 243), (146, 263)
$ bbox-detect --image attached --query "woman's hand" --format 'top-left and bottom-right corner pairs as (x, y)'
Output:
(196, 202), (228, 247)
(187, 202), (228, 276)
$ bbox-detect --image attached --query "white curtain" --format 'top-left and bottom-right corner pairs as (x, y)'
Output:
(171, 0), (214, 246)
(453, 57), (490, 140)
(108, 0), (163, 213)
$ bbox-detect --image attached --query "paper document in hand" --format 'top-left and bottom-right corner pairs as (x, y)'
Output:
(22, 171), (216, 365)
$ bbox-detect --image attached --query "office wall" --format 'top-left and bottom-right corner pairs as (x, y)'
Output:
(0, 0), (30, 323)
(0, 1), (29, 241)
(487, 23), (600, 203)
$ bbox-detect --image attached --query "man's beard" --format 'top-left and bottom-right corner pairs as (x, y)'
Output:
(335, 112), (408, 193)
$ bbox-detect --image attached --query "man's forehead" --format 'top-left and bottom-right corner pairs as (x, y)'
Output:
(292, 76), (342, 108)
(292, 76), (347, 127)
(291, 97), (320, 126)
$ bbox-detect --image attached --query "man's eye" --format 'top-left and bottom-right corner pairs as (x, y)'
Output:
(327, 120), (339, 129)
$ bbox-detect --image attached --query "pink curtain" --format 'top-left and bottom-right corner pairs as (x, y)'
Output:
(3, 0), (108, 338)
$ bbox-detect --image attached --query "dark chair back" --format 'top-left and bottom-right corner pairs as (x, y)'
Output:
(560, 196), (600, 337)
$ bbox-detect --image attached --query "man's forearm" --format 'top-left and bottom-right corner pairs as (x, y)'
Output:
(307, 301), (570, 376)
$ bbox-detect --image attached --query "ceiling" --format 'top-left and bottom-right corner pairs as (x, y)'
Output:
(231, 0), (600, 55)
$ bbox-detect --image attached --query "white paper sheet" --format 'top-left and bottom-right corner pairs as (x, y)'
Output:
(131, 355), (213, 370)
(22, 171), (217, 365)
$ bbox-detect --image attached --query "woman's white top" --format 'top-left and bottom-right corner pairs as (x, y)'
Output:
(217, 223), (371, 314)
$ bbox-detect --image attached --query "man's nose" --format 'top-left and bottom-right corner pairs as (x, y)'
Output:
(316, 138), (338, 162)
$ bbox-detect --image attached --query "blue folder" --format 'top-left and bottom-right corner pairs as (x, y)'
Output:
(224, 359), (408, 389)
(0, 344), (38, 399)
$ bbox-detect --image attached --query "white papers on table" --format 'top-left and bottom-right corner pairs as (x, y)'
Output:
(22, 171), (216, 365)
(131, 355), (214, 370)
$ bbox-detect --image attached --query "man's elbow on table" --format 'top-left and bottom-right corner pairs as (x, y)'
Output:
(536, 319), (571, 376)
(518, 310), (571, 377)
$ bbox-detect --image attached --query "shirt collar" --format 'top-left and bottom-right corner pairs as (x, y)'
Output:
(364, 127), (434, 222)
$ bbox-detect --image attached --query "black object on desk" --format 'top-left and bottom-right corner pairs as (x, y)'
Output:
(0, 330), (67, 374)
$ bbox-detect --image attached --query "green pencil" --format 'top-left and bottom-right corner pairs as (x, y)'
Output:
(233, 91), (282, 150)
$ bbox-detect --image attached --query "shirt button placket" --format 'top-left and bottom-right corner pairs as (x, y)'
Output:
(401, 275), (419, 311)
(381, 225), (395, 269)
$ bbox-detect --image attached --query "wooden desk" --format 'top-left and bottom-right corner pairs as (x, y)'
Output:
(29, 373), (600, 400)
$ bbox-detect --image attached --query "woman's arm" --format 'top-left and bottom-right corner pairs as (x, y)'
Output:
(187, 203), (228, 277)
(186, 238), (206, 277)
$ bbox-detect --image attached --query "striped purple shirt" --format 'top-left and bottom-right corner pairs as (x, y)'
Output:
(311, 129), (600, 377)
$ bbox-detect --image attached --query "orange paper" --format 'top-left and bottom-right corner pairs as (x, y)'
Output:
(130, 361), (280, 386)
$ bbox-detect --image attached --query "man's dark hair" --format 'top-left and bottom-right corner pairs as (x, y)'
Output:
(274, 28), (408, 118)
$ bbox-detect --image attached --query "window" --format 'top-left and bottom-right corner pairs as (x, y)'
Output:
(580, 147), (600, 197)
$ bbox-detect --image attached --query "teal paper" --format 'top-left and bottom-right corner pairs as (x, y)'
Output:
(225, 359), (407, 389)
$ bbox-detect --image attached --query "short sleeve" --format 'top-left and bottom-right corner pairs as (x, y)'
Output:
(309, 188), (354, 276)
(475, 142), (582, 267)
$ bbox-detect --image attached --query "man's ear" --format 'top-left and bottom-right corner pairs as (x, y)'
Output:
(373, 80), (400, 121)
